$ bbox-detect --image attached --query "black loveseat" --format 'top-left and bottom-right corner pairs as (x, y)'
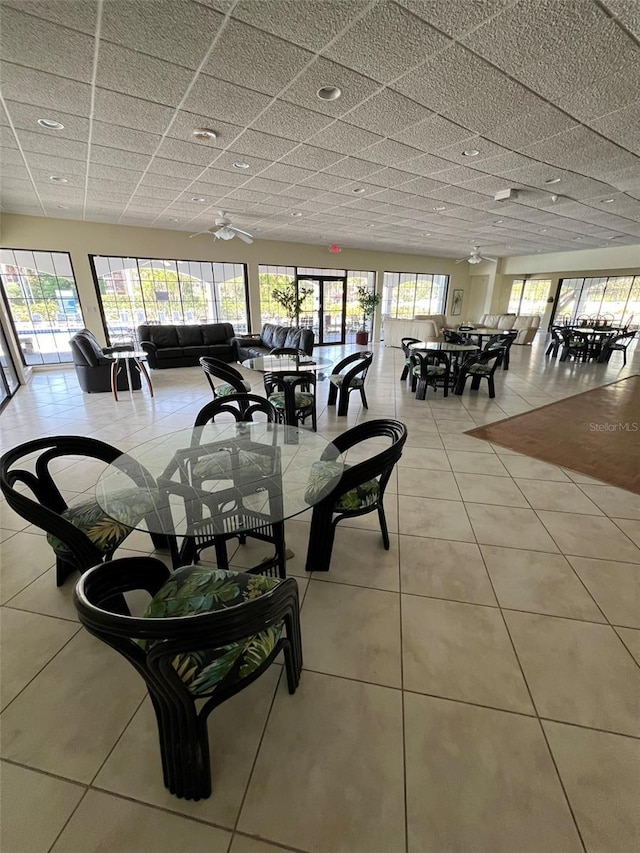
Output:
(232, 324), (314, 362)
(137, 323), (236, 369)
(70, 329), (142, 393)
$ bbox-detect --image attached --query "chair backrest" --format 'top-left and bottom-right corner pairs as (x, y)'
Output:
(331, 351), (373, 385)
(443, 330), (466, 344)
(194, 393), (277, 425)
(69, 330), (109, 367)
(484, 333), (514, 352)
(0, 436), (147, 570)
(269, 347), (306, 357)
(200, 357), (247, 395)
(410, 349), (450, 378)
(318, 419), (407, 502)
(400, 337), (421, 361)
(264, 370), (316, 399)
(462, 347), (504, 376)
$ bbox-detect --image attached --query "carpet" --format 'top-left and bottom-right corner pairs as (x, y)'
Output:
(465, 376), (640, 495)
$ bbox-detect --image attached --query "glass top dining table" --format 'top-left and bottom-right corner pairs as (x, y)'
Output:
(94, 422), (343, 542)
(241, 354), (334, 373)
(408, 341), (480, 353)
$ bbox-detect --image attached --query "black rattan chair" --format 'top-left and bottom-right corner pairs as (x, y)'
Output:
(400, 337), (421, 381)
(558, 328), (589, 362)
(0, 436), (164, 586)
(200, 357), (251, 398)
(454, 349), (504, 398)
(194, 393), (277, 426)
(483, 331), (516, 369)
(264, 371), (317, 430)
(598, 330), (635, 366)
(545, 326), (564, 358)
(74, 556), (302, 801)
(304, 419), (407, 572)
(409, 350), (451, 399)
(327, 351), (372, 416)
(443, 330), (468, 344)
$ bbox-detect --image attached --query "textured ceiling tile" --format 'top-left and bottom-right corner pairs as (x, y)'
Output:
(356, 138), (424, 166)
(1, 101), (90, 143)
(442, 85), (549, 137)
(94, 89), (175, 135)
(252, 101), (333, 142)
(280, 145), (344, 170)
(323, 157), (384, 180)
(524, 127), (638, 177)
(605, 165), (640, 195)
(557, 62), (640, 121)
(324, 1), (450, 83)
(241, 176), (292, 194)
(101, 0), (224, 69)
(391, 113), (472, 152)
(489, 103), (578, 151)
(147, 158), (204, 179)
(397, 175), (450, 196)
(259, 162), (317, 184)
(282, 58), (381, 117)
(90, 146), (151, 171)
(88, 162), (142, 183)
(165, 111), (239, 146)
(11, 128), (87, 161)
(92, 122), (162, 155)
(209, 150), (274, 173)
(277, 184), (323, 202)
(0, 7), (95, 82)
(199, 167), (253, 187)
(463, 0), (639, 101)
(24, 154), (86, 178)
(97, 44), (194, 106)
(1, 0), (97, 34)
(134, 183), (184, 200)
(298, 173), (351, 191)
(308, 122), (383, 155)
(0, 63), (92, 114)
(606, 0), (640, 37)
(229, 0), (371, 52)
(435, 136), (514, 165)
(203, 18), (313, 95)
(402, 151), (465, 177)
(397, 0), (512, 39)
(588, 102), (640, 156)
(228, 130), (298, 161)
(343, 89), (433, 136)
(365, 167), (415, 188)
(155, 136), (218, 166)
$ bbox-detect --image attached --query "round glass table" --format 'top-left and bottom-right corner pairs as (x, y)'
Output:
(408, 341), (479, 353)
(241, 354), (333, 374)
(104, 350), (153, 401)
(95, 422), (343, 572)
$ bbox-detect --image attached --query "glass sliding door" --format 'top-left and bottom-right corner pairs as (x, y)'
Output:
(296, 274), (347, 345)
(553, 276), (640, 327)
(508, 279), (551, 316)
(0, 323), (20, 410)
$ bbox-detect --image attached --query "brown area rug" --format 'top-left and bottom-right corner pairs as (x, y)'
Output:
(466, 376), (640, 495)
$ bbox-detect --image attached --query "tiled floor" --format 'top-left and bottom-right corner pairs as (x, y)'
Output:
(1, 337), (639, 853)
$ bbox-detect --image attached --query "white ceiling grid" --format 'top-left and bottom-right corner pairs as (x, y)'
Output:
(1, 0), (639, 257)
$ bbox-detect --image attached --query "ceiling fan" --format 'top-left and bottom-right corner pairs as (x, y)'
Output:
(190, 212), (254, 244)
(455, 246), (497, 264)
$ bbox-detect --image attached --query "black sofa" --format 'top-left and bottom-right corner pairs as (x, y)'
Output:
(137, 323), (236, 369)
(70, 329), (142, 393)
(232, 324), (314, 361)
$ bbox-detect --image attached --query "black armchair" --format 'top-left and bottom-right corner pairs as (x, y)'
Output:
(194, 393), (277, 426)
(483, 331), (516, 369)
(545, 326), (564, 358)
(0, 436), (163, 586)
(74, 556), (302, 800)
(69, 329), (141, 393)
(264, 370), (317, 430)
(304, 419), (407, 572)
(598, 330), (635, 366)
(400, 337), (421, 381)
(200, 357), (251, 398)
(327, 351), (373, 416)
(409, 350), (451, 399)
(454, 349), (504, 398)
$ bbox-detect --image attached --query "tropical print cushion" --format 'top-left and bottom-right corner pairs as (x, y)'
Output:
(192, 448), (275, 480)
(268, 391), (314, 409)
(304, 460), (380, 511)
(469, 363), (492, 375)
(411, 364), (446, 376)
(329, 375), (364, 388)
(142, 565), (283, 697)
(216, 380), (251, 397)
(569, 338), (585, 347)
(46, 489), (158, 557)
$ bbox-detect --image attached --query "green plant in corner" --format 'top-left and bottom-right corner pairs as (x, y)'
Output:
(270, 283), (313, 325)
(356, 285), (381, 332)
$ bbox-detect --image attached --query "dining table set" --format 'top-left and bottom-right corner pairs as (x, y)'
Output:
(550, 322), (634, 364)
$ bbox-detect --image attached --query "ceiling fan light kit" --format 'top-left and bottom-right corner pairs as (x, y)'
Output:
(189, 211), (254, 244)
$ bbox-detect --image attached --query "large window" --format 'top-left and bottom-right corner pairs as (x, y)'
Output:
(554, 275), (640, 327)
(0, 249), (85, 365)
(382, 271), (449, 319)
(91, 256), (249, 344)
(507, 279), (552, 316)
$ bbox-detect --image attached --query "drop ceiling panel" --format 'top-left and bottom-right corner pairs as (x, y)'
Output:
(588, 103), (640, 156)
(344, 89), (434, 136)
(2, 101), (90, 143)
(96, 44), (194, 105)
(606, 0), (640, 37)
(92, 122), (161, 155)
(0, 64), (92, 113)
(308, 122), (384, 155)
(324, 1), (450, 83)
(281, 58), (381, 117)
(0, 7), (96, 82)
(90, 146), (151, 171)
(280, 145), (344, 170)
(1, 0), (98, 35)
(250, 100), (334, 141)
(391, 113), (475, 152)
(397, 0), (514, 39)
(94, 89), (175, 135)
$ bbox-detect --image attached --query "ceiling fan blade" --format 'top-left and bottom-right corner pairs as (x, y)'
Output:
(189, 229), (211, 238)
(235, 231), (253, 244)
(455, 257), (467, 263)
(481, 255), (498, 262)
(230, 225), (253, 237)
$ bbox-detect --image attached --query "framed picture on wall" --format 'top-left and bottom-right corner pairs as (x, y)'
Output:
(451, 289), (463, 316)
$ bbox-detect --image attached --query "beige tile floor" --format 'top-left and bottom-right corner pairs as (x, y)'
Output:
(1, 336), (639, 853)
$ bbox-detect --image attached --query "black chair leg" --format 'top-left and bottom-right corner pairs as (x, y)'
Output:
(470, 376), (481, 391)
(327, 383), (338, 406)
(360, 386), (368, 409)
(305, 506), (335, 571)
(488, 377), (496, 398)
(400, 364), (409, 381)
(377, 504), (390, 550)
(337, 389), (349, 416)
(56, 556), (77, 587)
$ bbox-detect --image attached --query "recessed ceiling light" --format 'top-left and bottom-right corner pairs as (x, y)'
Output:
(602, 198), (615, 204)
(539, 228), (547, 233)
(168, 217), (179, 222)
(56, 204), (69, 209)
(352, 187), (366, 194)
(433, 205), (446, 211)
(494, 220), (503, 225)
(365, 224), (376, 228)
(38, 118), (64, 130)
(191, 196), (206, 202)
(291, 212), (302, 217)
(574, 237), (582, 241)
(317, 85), (342, 101)
(462, 149), (479, 157)
(545, 177), (562, 184)
(423, 232), (431, 237)
(192, 128), (217, 141)
(49, 175), (68, 183)
(233, 161), (250, 169)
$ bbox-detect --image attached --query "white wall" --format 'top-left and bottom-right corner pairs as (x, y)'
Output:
(1, 214), (472, 347)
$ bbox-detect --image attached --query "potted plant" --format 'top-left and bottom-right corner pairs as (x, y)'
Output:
(355, 286), (381, 346)
(271, 284), (312, 326)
